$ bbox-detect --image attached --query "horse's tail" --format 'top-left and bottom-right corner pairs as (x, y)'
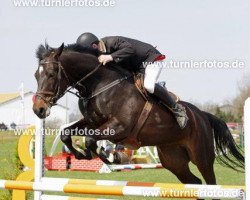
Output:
(204, 111), (245, 171)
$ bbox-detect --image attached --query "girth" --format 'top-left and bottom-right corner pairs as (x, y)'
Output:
(119, 101), (153, 150)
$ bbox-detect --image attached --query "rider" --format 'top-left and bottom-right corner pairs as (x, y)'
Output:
(76, 33), (188, 129)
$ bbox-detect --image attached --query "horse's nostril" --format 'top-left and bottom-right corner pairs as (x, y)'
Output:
(38, 107), (45, 116)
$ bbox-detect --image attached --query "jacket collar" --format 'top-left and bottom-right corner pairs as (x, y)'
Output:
(98, 40), (106, 53)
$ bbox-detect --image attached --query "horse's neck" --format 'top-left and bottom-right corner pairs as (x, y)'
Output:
(61, 52), (124, 93)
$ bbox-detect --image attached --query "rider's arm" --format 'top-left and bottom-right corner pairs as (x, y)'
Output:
(106, 37), (135, 63)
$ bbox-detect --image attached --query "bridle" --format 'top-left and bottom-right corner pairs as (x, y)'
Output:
(35, 61), (66, 106)
(35, 60), (103, 107)
(35, 61), (129, 107)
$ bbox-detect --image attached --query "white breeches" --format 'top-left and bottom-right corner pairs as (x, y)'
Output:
(144, 62), (163, 93)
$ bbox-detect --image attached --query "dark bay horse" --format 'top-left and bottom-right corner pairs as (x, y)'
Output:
(33, 43), (244, 198)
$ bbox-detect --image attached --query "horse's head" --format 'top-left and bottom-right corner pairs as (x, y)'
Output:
(33, 43), (69, 119)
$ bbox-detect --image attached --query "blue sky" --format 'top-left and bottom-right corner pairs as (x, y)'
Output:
(0, 0), (249, 105)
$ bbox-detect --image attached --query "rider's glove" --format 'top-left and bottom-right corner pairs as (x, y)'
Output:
(98, 55), (113, 65)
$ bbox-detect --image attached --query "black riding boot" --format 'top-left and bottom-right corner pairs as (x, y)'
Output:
(154, 83), (189, 129)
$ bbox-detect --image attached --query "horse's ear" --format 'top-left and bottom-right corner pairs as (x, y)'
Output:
(45, 39), (49, 50)
(54, 43), (64, 60)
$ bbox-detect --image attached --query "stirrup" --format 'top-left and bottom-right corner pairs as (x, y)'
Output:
(173, 104), (189, 128)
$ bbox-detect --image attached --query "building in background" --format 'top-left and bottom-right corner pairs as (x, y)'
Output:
(0, 91), (68, 128)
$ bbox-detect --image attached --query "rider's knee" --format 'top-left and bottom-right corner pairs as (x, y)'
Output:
(144, 80), (155, 93)
(144, 63), (162, 93)
(144, 71), (156, 93)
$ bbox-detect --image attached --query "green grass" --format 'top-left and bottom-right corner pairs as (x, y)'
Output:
(0, 131), (245, 200)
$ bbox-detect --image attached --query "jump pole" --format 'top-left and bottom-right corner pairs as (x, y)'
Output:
(34, 118), (45, 200)
(0, 179), (245, 199)
(110, 163), (162, 171)
(41, 195), (115, 200)
(41, 177), (245, 190)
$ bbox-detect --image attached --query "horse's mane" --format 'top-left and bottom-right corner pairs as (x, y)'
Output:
(65, 43), (100, 56)
(36, 43), (100, 61)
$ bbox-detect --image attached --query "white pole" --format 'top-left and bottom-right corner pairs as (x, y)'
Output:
(65, 94), (68, 124)
(154, 147), (159, 159)
(49, 133), (61, 157)
(145, 147), (158, 163)
(34, 118), (45, 200)
(244, 98), (250, 200)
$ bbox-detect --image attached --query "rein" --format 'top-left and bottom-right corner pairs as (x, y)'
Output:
(35, 61), (130, 106)
(63, 62), (103, 98)
(82, 75), (130, 102)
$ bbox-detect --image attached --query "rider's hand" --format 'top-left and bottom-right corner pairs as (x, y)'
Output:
(98, 55), (113, 65)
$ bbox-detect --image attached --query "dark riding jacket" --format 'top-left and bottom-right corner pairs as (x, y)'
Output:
(101, 36), (163, 72)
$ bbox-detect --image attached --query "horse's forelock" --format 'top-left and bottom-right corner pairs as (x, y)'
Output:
(36, 44), (48, 61)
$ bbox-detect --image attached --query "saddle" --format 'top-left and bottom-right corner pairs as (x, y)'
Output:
(119, 74), (180, 150)
(134, 74), (180, 103)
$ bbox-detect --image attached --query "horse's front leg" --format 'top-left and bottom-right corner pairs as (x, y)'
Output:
(60, 118), (93, 160)
(85, 137), (122, 164)
(86, 117), (127, 164)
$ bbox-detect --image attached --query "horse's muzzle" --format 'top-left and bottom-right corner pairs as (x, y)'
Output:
(32, 97), (51, 119)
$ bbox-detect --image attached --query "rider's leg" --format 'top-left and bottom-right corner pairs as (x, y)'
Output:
(144, 62), (189, 129)
(144, 62), (162, 93)
(154, 84), (188, 128)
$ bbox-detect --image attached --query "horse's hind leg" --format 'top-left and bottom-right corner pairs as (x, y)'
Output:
(195, 148), (218, 200)
(197, 164), (218, 200)
(157, 145), (203, 199)
(196, 157), (216, 185)
(158, 145), (202, 184)
(193, 134), (216, 185)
